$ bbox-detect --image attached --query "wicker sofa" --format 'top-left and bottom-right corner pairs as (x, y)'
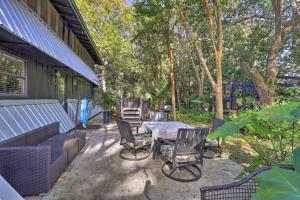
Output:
(0, 122), (86, 196)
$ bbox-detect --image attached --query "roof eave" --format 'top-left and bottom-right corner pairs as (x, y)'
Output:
(68, 0), (103, 65)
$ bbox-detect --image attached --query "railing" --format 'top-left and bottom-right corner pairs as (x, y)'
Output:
(67, 99), (103, 124)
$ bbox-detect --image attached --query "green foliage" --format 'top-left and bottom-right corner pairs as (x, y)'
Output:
(177, 109), (214, 125)
(76, 0), (300, 114)
(276, 85), (300, 104)
(76, 0), (141, 97)
(209, 102), (300, 140)
(293, 148), (300, 173)
(251, 148), (300, 200)
(210, 102), (300, 182)
(252, 167), (300, 200)
(92, 89), (116, 111)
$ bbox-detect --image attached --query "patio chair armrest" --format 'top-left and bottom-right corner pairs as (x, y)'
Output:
(157, 137), (175, 146)
(200, 165), (294, 199)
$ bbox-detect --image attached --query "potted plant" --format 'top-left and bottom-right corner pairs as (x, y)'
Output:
(92, 89), (116, 123)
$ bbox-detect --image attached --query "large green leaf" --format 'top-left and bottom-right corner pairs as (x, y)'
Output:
(293, 148), (300, 173)
(247, 123), (274, 137)
(251, 167), (300, 200)
(209, 103), (300, 140)
(208, 120), (247, 140)
(256, 103), (300, 122)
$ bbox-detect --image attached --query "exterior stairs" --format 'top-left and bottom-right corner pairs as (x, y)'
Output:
(121, 107), (141, 127)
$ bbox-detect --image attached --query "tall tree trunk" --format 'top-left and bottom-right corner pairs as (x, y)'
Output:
(167, 38), (177, 120)
(215, 56), (223, 119)
(176, 86), (181, 109)
(180, 3), (224, 119)
(240, 62), (274, 107)
(204, 0), (224, 119)
(179, 8), (216, 89)
(176, 50), (182, 108)
(241, 1), (300, 107)
(189, 53), (204, 98)
(200, 69), (205, 96)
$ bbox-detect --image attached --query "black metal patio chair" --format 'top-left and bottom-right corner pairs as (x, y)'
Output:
(116, 118), (152, 161)
(158, 128), (209, 182)
(204, 118), (225, 158)
(200, 164), (294, 200)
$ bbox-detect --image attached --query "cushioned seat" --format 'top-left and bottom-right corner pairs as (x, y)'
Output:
(160, 145), (200, 163)
(129, 134), (152, 148)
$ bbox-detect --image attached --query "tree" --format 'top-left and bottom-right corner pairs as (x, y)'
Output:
(76, 0), (140, 95)
(179, 0), (224, 119)
(239, 1), (300, 107)
(134, 0), (177, 119)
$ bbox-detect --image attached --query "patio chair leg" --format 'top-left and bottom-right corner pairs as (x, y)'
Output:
(161, 163), (202, 182)
(119, 147), (150, 161)
(203, 147), (221, 159)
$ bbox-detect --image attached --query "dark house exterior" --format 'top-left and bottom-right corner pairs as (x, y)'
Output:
(0, 0), (102, 102)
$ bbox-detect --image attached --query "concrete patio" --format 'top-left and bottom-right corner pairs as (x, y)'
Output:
(26, 117), (243, 200)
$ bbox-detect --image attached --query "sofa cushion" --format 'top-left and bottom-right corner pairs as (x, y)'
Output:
(26, 127), (46, 146)
(0, 134), (26, 147)
(46, 122), (59, 139)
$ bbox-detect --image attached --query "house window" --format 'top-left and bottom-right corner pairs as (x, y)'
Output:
(0, 52), (26, 96)
(72, 78), (78, 93)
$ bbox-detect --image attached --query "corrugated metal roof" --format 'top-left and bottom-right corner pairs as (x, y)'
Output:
(0, 100), (75, 142)
(0, 0), (99, 85)
(51, 0), (103, 65)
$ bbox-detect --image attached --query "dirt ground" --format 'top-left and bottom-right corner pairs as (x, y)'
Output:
(26, 116), (243, 200)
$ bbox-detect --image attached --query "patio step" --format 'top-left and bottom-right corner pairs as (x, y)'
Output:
(122, 107), (141, 127)
(122, 111), (140, 115)
(123, 116), (141, 120)
(128, 121), (142, 126)
(123, 107), (139, 111)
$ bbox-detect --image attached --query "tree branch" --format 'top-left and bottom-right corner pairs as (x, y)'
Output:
(290, 0), (298, 17)
(213, 0), (223, 57)
(204, 0), (218, 57)
(272, 0), (282, 35)
(225, 14), (274, 26)
(179, 5), (216, 88)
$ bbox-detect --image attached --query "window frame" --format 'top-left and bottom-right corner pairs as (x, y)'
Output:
(72, 77), (79, 93)
(0, 51), (28, 97)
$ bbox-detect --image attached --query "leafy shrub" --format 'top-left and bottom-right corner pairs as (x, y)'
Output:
(177, 109), (214, 126)
(252, 148), (300, 200)
(209, 102), (300, 199)
(210, 102), (300, 172)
